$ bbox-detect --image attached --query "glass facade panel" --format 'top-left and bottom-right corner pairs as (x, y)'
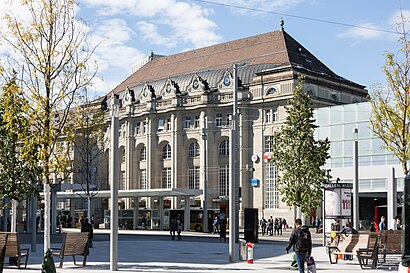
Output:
(371, 155), (385, 165)
(343, 104), (356, 122)
(315, 108), (329, 125)
(330, 125), (343, 141)
(358, 139), (371, 155)
(343, 123), (356, 140)
(358, 122), (370, 138)
(330, 109), (342, 123)
(372, 179), (387, 190)
(331, 141), (343, 157)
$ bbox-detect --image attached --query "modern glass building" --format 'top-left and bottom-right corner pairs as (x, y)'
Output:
(315, 102), (404, 229)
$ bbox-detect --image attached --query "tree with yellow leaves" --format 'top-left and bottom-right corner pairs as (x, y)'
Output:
(1, 0), (97, 252)
(370, 14), (410, 175)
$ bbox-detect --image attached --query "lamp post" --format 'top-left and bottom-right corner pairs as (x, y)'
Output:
(109, 95), (119, 271)
(202, 115), (208, 233)
(353, 128), (359, 231)
(229, 63), (240, 262)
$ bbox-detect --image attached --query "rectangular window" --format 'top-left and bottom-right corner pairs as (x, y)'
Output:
(216, 113), (223, 127)
(121, 171), (126, 190)
(189, 166), (200, 189)
(136, 122), (141, 135)
(194, 115), (200, 128)
(264, 136), (275, 152)
(143, 121), (147, 134)
(184, 116), (191, 129)
(265, 109), (271, 123)
(264, 163), (279, 209)
(158, 118), (164, 132)
(166, 118), (171, 131)
(226, 114), (231, 127)
(162, 168), (172, 189)
(264, 108), (278, 123)
(219, 165), (229, 197)
(140, 169), (147, 189)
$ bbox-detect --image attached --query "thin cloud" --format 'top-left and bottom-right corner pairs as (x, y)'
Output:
(338, 22), (384, 40)
(338, 10), (410, 41)
(214, 0), (305, 14)
(137, 21), (177, 48)
(82, 0), (222, 48)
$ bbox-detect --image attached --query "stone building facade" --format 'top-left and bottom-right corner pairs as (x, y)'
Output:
(71, 29), (369, 228)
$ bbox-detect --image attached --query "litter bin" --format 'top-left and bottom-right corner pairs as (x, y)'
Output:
(244, 208), (258, 243)
(239, 239), (247, 261)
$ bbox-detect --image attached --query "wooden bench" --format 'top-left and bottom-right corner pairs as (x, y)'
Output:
(379, 231), (401, 263)
(0, 234), (8, 273)
(0, 232), (29, 269)
(51, 232), (90, 268)
(327, 234), (369, 264)
(356, 233), (379, 269)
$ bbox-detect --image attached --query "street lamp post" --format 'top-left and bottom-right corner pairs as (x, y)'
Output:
(109, 95), (119, 271)
(229, 63), (239, 262)
(353, 128), (359, 231)
(202, 116), (208, 233)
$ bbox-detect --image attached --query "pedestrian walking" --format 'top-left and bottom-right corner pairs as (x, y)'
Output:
(213, 216), (219, 234)
(177, 219), (183, 240)
(260, 217), (267, 236)
(268, 216), (274, 236)
(379, 215), (386, 230)
(286, 218), (312, 273)
(170, 218), (176, 240)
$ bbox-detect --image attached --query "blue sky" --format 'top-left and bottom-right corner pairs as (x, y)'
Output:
(2, 1), (409, 97)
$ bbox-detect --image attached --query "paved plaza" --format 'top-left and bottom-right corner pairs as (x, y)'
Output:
(2, 229), (402, 272)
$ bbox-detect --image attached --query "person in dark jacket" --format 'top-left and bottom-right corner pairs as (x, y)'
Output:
(170, 218), (176, 240)
(81, 217), (94, 248)
(286, 219), (312, 273)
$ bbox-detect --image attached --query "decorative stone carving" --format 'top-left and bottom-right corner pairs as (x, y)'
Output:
(123, 87), (136, 107)
(140, 83), (155, 101)
(160, 79), (180, 97)
(187, 74), (208, 93)
(218, 70), (233, 90)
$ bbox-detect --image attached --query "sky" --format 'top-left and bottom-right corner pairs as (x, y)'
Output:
(1, 0), (409, 97)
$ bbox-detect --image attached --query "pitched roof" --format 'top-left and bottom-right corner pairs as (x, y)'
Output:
(110, 30), (362, 95)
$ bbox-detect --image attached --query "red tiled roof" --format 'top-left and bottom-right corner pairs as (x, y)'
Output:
(110, 30), (355, 95)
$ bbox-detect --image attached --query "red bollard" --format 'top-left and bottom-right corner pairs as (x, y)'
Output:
(246, 242), (254, 264)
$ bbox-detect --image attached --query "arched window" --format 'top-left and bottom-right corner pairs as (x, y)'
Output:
(162, 144), (171, 159)
(266, 87), (278, 96)
(188, 142), (200, 157)
(140, 146), (146, 161)
(219, 140), (229, 156)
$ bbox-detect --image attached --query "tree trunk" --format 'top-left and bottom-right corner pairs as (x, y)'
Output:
(43, 181), (51, 252)
(87, 195), (91, 222)
(402, 161), (409, 175)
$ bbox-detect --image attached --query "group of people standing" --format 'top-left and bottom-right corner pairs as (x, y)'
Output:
(260, 216), (287, 236)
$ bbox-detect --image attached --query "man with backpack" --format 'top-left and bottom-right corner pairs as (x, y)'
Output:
(285, 218), (312, 273)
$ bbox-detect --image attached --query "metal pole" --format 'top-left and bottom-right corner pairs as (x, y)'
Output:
(353, 128), (359, 231)
(229, 64), (238, 262)
(110, 95), (119, 271)
(202, 116), (208, 232)
(322, 188), (326, 246)
(31, 194), (37, 252)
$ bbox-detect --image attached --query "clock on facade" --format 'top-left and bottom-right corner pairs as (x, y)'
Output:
(166, 83), (172, 93)
(193, 79), (199, 89)
(251, 154), (259, 163)
(223, 76), (230, 86)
